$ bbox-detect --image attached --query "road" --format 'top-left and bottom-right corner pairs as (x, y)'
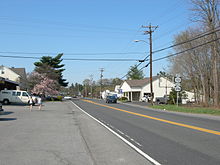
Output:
(73, 98), (220, 165)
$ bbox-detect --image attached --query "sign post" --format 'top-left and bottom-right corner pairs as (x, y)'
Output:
(174, 74), (182, 106)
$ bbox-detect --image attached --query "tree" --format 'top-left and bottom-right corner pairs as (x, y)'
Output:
(29, 72), (59, 95)
(169, 28), (212, 105)
(34, 53), (68, 87)
(126, 64), (144, 80)
(190, 0), (220, 106)
(168, 88), (187, 104)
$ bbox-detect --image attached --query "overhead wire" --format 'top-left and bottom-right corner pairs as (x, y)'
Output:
(0, 51), (145, 56)
(153, 37), (220, 62)
(119, 26), (220, 79)
(0, 54), (140, 61)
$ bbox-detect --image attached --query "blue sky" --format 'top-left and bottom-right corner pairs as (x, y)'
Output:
(0, 0), (193, 85)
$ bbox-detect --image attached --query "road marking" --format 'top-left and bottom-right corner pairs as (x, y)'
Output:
(82, 99), (220, 136)
(70, 101), (161, 165)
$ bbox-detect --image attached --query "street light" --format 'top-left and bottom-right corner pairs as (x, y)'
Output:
(133, 40), (149, 44)
(134, 39), (153, 105)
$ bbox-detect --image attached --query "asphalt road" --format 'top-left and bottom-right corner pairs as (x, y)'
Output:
(72, 98), (220, 165)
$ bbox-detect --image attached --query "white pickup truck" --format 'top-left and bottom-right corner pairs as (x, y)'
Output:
(0, 89), (38, 105)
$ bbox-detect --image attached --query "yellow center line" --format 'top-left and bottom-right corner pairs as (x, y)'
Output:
(82, 99), (220, 136)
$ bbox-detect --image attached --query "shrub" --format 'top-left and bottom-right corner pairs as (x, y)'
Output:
(118, 97), (128, 102)
(57, 96), (63, 101)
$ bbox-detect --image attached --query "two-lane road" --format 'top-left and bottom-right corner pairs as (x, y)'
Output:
(72, 98), (220, 165)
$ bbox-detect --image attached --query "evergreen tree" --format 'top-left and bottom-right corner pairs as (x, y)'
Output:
(34, 53), (68, 87)
(126, 64), (144, 80)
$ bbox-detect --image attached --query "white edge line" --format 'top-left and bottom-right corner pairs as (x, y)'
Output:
(70, 101), (161, 165)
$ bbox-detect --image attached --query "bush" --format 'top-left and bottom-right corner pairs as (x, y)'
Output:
(57, 96), (63, 101)
(45, 96), (63, 101)
(118, 97), (128, 102)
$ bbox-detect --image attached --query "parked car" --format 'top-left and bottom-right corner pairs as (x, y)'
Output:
(0, 89), (39, 105)
(106, 95), (117, 103)
(155, 95), (169, 104)
(141, 96), (148, 102)
(0, 103), (4, 115)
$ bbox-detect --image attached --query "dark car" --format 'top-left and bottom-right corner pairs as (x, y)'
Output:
(0, 103), (4, 115)
(106, 96), (117, 103)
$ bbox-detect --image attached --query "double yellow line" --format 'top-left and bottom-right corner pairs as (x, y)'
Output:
(83, 99), (220, 136)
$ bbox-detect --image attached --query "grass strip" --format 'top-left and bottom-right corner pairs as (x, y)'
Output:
(151, 105), (220, 115)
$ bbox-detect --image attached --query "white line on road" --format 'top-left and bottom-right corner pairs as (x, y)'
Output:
(70, 101), (161, 165)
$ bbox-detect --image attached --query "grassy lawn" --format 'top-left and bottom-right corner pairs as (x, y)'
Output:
(151, 104), (220, 115)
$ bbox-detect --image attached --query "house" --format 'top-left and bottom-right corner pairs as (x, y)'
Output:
(0, 65), (28, 90)
(120, 76), (174, 102)
(0, 77), (19, 90)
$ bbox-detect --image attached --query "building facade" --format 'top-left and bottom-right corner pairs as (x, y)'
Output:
(120, 76), (174, 102)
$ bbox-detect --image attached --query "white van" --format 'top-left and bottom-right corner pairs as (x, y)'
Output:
(0, 89), (38, 105)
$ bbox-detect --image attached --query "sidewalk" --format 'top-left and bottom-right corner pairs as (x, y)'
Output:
(0, 101), (151, 165)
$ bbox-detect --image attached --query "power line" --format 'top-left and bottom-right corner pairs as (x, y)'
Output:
(120, 30), (220, 79)
(63, 58), (140, 61)
(120, 63), (150, 79)
(153, 26), (220, 54)
(0, 54), (140, 61)
(153, 37), (220, 62)
(0, 51), (145, 56)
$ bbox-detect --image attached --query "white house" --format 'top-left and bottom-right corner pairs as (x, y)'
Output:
(0, 65), (27, 90)
(0, 65), (20, 82)
(120, 76), (174, 102)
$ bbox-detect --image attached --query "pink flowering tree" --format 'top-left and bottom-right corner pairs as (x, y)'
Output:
(28, 72), (59, 95)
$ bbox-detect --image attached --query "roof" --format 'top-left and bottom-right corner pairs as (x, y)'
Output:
(9, 67), (27, 79)
(125, 76), (158, 87)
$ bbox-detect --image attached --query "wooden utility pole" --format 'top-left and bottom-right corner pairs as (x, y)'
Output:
(100, 68), (104, 99)
(89, 75), (93, 98)
(142, 24), (158, 105)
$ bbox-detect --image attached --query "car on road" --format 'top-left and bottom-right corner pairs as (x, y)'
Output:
(0, 103), (3, 115)
(63, 96), (72, 100)
(106, 95), (117, 103)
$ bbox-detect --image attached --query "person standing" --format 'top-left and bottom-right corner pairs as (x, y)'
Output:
(38, 97), (42, 110)
(29, 96), (33, 111)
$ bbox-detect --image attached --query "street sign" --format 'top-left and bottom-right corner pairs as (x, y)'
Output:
(174, 77), (182, 83)
(175, 86), (181, 92)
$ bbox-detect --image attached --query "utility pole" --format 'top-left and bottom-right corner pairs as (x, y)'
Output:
(100, 68), (104, 99)
(142, 24), (158, 105)
(89, 75), (93, 98)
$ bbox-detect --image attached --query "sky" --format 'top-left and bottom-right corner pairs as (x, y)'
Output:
(0, 0), (194, 85)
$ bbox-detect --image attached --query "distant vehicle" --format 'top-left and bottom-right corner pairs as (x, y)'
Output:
(63, 96), (72, 100)
(155, 95), (169, 104)
(141, 96), (149, 102)
(0, 103), (3, 115)
(0, 89), (39, 105)
(106, 95), (117, 103)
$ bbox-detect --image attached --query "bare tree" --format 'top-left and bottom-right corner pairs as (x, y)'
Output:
(191, 0), (220, 106)
(169, 28), (212, 105)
